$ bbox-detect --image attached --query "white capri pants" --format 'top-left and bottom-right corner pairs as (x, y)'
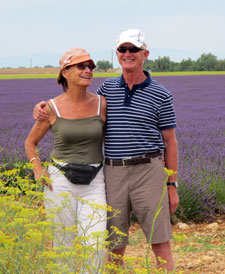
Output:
(44, 164), (107, 248)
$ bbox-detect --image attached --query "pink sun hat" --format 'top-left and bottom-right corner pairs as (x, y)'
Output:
(59, 48), (96, 72)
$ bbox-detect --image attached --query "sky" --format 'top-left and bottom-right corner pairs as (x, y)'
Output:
(1, 0), (225, 68)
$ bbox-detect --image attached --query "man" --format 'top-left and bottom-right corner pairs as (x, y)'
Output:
(33, 29), (179, 271)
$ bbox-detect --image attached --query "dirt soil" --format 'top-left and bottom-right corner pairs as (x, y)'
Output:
(125, 217), (225, 274)
(0, 67), (60, 74)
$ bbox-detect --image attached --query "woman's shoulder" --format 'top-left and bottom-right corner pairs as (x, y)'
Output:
(88, 92), (105, 104)
(87, 91), (97, 98)
(45, 95), (62, 116)
(51, 94), (65, 103)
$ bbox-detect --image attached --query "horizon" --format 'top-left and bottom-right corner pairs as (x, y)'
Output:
(0, 51), (223, 70)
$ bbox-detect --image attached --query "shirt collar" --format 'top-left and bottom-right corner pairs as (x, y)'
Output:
(119, 70), (151, 88)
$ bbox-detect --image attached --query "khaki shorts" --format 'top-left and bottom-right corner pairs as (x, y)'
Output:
(104, 156), (172, 249)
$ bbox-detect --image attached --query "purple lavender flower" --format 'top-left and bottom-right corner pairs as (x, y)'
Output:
(0, 75), (224, 220)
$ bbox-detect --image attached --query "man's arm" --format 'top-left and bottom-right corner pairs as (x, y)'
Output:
(33, 101), (49, 121)
(161, 128), (179, 214)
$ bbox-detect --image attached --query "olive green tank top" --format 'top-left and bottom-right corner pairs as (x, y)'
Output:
(49, 96), (104, 164)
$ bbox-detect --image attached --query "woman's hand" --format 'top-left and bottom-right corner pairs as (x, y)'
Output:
(34, 167), (53, 191)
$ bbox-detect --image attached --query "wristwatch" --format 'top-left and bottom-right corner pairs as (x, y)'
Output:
(167, 181), (178, 188)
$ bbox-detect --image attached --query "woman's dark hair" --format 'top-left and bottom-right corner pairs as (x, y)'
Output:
(57, 71), (68, 92)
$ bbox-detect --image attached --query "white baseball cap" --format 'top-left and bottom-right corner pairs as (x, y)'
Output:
(116, 29), (148, 49)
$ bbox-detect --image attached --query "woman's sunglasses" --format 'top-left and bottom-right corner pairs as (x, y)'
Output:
(75, 63), (96, 72)
(117, 46), (144, 53)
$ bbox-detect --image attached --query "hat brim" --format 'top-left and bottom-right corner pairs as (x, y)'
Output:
(61, 55), (96, 72)
(116, 39), (143, 48)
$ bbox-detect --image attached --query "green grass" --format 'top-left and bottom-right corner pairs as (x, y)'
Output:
(0, 71), (225, 79)
(129, 226), (225, 254)
(176, 234), (225, 253)
(129, 229), (145, 246)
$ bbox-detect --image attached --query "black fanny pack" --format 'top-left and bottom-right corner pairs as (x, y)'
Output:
(53, 162), (103, 185)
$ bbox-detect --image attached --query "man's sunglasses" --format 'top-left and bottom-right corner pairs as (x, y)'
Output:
(117, 46), (144, 53)
(75, 63), (96, 72)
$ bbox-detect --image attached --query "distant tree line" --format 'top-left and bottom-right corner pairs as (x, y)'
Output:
(2, 53), (224, 71)
(95, 53), (225, 72)
(144, 53), (225, 72)
(96, 60), (113, 72)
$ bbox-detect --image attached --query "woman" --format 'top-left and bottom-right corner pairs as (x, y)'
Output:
(25, 48), (107, 271)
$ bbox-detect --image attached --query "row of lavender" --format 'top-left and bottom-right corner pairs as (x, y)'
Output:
(1, 75), (225, 220)
(157, 75), (225, 220)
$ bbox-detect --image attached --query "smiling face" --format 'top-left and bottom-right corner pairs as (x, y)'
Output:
(116, 42), (149, 73)
(62, 61), (94, 88)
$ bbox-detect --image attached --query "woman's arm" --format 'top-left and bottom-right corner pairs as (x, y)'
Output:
(25, 113), (52, 188)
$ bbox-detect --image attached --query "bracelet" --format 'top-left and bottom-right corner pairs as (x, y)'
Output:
(30, 157), (40, 163)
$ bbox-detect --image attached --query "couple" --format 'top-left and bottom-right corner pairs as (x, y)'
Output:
(25, 29), (179, 272)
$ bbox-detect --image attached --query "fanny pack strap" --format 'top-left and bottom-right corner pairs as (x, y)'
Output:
(52, 161), (103, 172)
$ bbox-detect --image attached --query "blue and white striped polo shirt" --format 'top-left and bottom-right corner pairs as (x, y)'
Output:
(96, 71), (176, 159)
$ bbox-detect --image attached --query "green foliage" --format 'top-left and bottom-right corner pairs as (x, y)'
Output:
(179, 58), (195, 71)
(208, 174), (225, 210)
(96, 60), (113, 72)
(144, 52), (225, 72)
(215, 59), (225, 70)
(175, 180), (207, 222)
(144, 59), (156, 72)
(0, 163), (183, 273)
(0, 163), (112, 273)
(155, 56), (173, 72)
(196, 53), (218, 71)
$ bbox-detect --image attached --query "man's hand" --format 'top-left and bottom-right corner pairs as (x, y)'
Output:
(33, 101), (49, 121)
(168, 186), (179, 214)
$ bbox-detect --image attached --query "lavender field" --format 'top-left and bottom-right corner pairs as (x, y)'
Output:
(1, 75), (225, 220)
